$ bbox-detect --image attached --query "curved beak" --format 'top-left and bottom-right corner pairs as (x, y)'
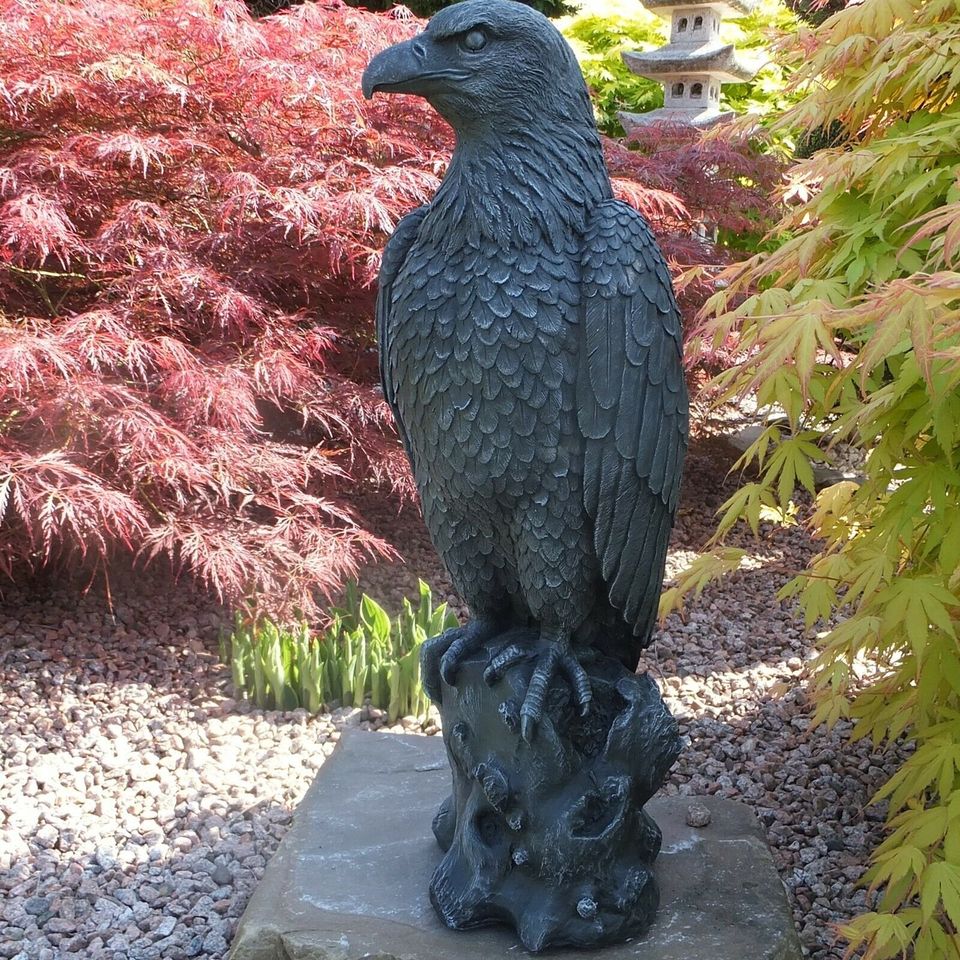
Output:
(362, 37), (426, 100)
(362, 36), (470, 101)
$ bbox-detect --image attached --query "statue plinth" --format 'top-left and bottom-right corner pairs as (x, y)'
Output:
(230, 731), (804, 960)
(430, 635), (680, 950)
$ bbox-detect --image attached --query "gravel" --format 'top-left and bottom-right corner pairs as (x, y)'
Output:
(0, 433), (906, 959)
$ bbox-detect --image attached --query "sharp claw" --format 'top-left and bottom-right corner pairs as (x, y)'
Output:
(484, 643), (530, 686)
(520, 713), (535, 743)
(433, 619), (502, 691)
(440, 654), (458, 687)
(561, 651), (593, 719)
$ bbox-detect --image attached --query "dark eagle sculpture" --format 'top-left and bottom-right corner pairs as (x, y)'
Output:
(362, 0), (688, 742)
(362, 1), (688, 947)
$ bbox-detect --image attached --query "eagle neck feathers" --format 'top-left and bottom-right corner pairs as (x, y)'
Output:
(424, 119), (611, 253)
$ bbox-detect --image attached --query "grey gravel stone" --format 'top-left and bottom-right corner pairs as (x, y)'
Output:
(686, 801), (712, 828)
(24, 897), (51, 916)
(0, 433), (908, 960)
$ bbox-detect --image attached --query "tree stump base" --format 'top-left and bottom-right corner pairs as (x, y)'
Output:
(430, 631), (681, 952)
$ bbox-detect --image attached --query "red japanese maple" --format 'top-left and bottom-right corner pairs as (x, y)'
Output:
(0, 0), (450, 612)
(0, 0), (775, 613)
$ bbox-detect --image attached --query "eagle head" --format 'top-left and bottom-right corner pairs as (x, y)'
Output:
(361, 0), (594, 135)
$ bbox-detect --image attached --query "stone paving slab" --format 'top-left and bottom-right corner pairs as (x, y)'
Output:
(230, 731), (802, 960)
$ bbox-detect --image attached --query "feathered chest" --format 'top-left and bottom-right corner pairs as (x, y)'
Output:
(387, 235), (582, 484)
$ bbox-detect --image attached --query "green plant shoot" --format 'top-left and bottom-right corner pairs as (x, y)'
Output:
(220, 580), (458, 724)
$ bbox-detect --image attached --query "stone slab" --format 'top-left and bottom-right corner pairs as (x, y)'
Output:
(230, 731), (802, 960)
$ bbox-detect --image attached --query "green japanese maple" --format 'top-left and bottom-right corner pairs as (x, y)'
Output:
(670, 0), (960, 956)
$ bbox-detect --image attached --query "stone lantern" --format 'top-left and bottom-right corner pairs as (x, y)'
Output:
(619, 0), (758, 130)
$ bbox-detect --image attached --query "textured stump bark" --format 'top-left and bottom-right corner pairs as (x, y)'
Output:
(428, 629), (681, 952)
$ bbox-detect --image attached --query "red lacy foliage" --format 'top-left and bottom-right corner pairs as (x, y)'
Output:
(0, 0), (776, 611)
(0, 0), (450, 612)
(607, 124), (782, 369)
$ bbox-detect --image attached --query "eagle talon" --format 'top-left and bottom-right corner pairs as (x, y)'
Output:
(421, 618), (501, 700)
(519, 639), (593, 742)
(483, 643), (534, 685)
(520, 711), (538, 744)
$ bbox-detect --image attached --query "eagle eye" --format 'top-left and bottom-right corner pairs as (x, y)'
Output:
(461, 28), (487, 52)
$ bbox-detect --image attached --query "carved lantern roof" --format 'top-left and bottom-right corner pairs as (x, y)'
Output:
(642, 0), (755, 16)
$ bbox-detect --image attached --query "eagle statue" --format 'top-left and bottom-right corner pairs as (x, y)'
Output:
(361, 1), (689, 947)
(362, 0), (687, 742)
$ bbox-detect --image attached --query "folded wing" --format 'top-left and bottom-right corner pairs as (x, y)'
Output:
(577, 200), (689, 649)
(376, 205), (428, 459)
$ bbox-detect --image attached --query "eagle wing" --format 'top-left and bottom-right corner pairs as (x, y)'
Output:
(376, 205), (428, 458)
(577, 199), (689, 649)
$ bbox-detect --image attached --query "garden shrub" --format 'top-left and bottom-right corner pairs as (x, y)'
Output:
(717, 0), (802, 125)
(247, 0), (577, 22)
(785, 0), (845, 26)
(0, 0), (448, 616)
(670, 0), (960, 955)
(220, 579), (457, 720)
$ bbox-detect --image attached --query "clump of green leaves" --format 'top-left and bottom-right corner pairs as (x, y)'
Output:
(220, 581), (458, 722)
(718, 0), (802, 125)
(668, 0), (960, 956)
(560, 0), (665, 136)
